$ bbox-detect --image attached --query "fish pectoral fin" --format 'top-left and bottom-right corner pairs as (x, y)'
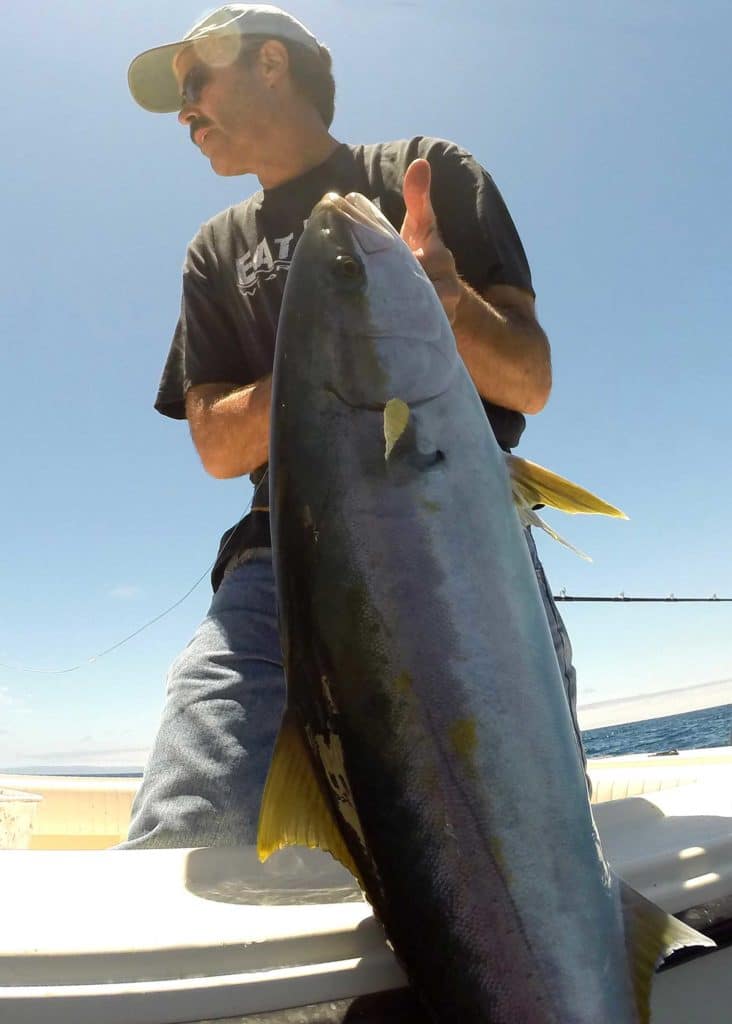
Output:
(620, 879), (716, 1024)
(384, 398), (410, 460)
(506, 454), (628, 519)
(518, 505), (592, 562)
(256, 710), (361, 881)
(383, 398), (444, 470)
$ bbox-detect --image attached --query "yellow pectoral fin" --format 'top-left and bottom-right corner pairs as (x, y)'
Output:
(506, 454), (628, 519)
(257, 710), (361, 882)
(384, 398), (410, 460)
(620, 879), (715, 1024)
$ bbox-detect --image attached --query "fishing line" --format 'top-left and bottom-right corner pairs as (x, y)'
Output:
(0, 472), (272, 677)
(0, 564), (214, 676)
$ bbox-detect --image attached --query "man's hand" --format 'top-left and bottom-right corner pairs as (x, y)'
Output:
(400, 159), (462, 324)
(400, 158), (551, 414)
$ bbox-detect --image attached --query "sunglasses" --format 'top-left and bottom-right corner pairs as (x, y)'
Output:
(180, 64), (212, 108)
(179, 45), (262, 108)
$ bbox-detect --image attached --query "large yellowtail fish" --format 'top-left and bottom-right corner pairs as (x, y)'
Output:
(259, 191), (711, 1022)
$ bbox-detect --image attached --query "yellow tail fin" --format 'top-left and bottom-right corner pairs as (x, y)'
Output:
(620, 879), (715, 1023)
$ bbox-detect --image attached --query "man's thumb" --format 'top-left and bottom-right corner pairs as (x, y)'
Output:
(402, 159), (435, 235)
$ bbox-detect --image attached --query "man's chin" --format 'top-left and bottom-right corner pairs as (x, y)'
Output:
(210, 158), (248, 177)
(207, 149), (248, 177)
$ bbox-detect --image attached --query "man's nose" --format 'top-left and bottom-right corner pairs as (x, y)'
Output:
(178, 105), (196, 126)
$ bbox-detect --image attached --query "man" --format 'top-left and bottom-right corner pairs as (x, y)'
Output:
(123, 4), (582, 848)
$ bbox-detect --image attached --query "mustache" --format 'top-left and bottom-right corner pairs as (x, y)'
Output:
(190, 118), (213, 145)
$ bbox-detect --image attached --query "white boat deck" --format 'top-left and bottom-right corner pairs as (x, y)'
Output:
(1, 748), (730, 1023)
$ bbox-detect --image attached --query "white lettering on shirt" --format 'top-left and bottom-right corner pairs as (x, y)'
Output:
(236, 196), (388, 296)
(275, 234), (294, 261)
(253, 238), (274, 274)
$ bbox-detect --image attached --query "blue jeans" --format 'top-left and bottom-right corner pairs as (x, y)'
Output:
(121, 535), (584, 849)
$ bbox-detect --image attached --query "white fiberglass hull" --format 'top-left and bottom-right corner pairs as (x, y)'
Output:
(1, 748), (730, 1023)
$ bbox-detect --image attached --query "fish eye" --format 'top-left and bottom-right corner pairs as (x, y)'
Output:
(332, 253), (364, 282)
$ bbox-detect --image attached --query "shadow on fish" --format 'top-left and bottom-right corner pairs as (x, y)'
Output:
(258, 191), (713, 1022)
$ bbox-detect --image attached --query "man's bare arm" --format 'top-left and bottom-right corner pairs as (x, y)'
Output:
(185, 377), (271, 479)
(400, 159), (551, 415)
(452, 282), (551, 415)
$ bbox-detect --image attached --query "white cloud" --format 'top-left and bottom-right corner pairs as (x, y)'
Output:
(106, 584), (142, 600)
(25, 746), (148, 768)
(579, 678), (732, 730)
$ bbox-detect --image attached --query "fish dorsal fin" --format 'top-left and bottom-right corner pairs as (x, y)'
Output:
(257, 710), (361, 883)
(384, 398), (410, 460)
(506, 454), (628, 519)
(620, 879), (715, 1023)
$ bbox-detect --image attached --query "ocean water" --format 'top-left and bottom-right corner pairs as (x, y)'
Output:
(3, 703), (731, 777)
(582, 702), (732, 759)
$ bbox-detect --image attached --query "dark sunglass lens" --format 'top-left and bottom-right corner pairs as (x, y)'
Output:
(181, 66), (208, 106)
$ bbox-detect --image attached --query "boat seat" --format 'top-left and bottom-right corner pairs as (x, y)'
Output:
(589, 747), (732, 804)
(593, 781), (732, 917)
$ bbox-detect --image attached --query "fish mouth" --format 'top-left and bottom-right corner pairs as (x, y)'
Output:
(324, 386), (447, 414)
(324, 385), (392, 412)
(313, 192), (400, 254)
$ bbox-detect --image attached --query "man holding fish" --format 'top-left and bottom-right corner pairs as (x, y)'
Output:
(124, 10), (717, 1019)
(123, 4), (583, 851)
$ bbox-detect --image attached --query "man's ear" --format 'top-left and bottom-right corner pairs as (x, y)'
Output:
(257, 39), (290, 83)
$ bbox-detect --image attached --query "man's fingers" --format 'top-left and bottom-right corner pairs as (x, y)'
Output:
(402, 158), (432, 216)
(401, 158), (437, 243)
(400, 158), (461, 324)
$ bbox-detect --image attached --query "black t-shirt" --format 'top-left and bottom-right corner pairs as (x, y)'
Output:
(155, 137), (535, 589)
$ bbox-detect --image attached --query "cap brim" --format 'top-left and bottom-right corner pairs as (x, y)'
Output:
(128, 41), (189, 114)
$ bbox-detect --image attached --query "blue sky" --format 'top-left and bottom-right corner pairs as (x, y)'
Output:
(2, 0), (731, 767)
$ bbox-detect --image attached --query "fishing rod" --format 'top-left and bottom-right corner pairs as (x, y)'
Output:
(554, 594), (732, 603)
(2, 587), (729, 676)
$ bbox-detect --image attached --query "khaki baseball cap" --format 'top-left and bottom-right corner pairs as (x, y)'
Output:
(128, 4), (323, 113)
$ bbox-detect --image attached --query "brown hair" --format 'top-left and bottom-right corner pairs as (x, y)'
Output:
(239, 37), (336, 127)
